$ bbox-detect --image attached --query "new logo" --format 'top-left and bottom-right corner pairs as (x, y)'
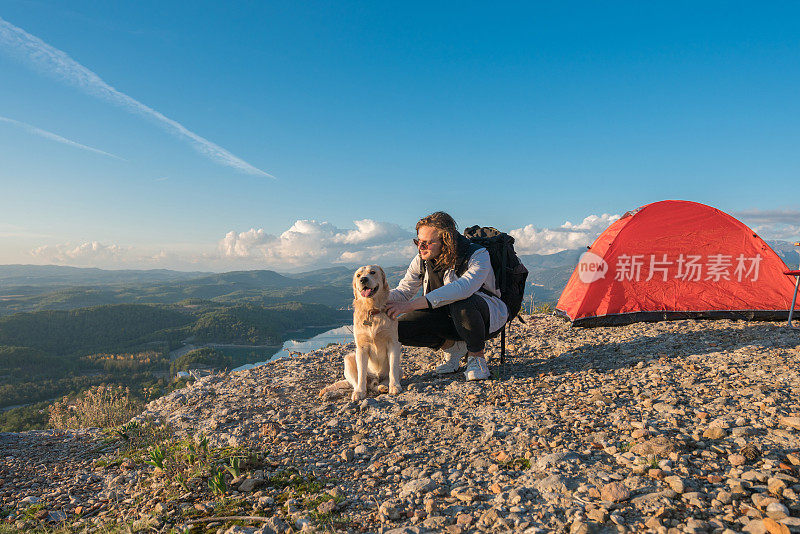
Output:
(578, 251), (608, 283)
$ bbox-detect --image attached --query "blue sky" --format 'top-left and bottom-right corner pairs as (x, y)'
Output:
(1, 1), (798, 271)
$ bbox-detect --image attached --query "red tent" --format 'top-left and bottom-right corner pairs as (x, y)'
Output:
(556, 200), (799, 327)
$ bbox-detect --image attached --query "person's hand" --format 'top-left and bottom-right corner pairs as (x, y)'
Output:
(385, 300), (418, 319)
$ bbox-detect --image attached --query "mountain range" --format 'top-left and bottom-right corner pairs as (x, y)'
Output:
(0, 240), (796, 316)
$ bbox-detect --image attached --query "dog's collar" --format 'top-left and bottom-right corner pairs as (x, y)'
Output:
(363, 307), (385, 326)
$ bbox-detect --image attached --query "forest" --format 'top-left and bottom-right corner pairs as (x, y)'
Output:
(0, 300), (349, 431)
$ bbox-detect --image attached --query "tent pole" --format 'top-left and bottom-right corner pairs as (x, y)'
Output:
(789, 276), (800, 328)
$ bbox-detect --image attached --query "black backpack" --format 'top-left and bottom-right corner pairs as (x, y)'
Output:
(457, 226), (529, 362)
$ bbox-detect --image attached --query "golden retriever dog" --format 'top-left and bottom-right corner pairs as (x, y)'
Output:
(319, 265), (402, 401)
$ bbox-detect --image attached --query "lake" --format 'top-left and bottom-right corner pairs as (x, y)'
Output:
(231, 324), (353, 372)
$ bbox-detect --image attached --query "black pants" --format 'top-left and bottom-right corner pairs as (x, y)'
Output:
(398, 294), (490, 353)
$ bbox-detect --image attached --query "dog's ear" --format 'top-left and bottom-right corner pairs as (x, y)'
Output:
(379, 267), (387, 291)
(352, 268), (361, 299)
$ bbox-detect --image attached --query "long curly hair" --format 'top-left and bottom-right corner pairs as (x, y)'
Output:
(416, 211), (459, 270)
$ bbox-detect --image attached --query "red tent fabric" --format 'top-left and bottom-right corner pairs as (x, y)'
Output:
(556, 200), (799, 327)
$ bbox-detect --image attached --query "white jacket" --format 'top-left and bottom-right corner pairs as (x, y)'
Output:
(389, 247), (509, 333)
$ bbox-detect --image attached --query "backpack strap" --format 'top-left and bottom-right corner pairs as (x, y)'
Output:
(455, 242), (484, 277)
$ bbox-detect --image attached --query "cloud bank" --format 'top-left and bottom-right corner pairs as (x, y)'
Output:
(0, 115), (124, 160)
(31, 241), (131, 263)
(24, 210), (800, 271)
(0, 16), (271, 177)
(218, 219), (413, 268)
(509, 213), (621, 255)
(29, 215), (621, 271)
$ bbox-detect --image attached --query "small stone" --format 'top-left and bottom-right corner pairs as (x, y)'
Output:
(743, 519), (768, 534)
(317, 499), (337, 515)
(767, 478), (787, 495)
(489, 482), (502, 494)
(295, 516), (313, 530)
(493, 450), (510, 462)
(456, 513), (473, 526)
(265, 517), (289, 533)
(703, 426), (727, 439)
(664, 475), (685, 493)
(601, 482), (631, 503)
(20, 496), (39, 505)
(453, 490), (476, 504)
(587, 508), (608, 523)
(630, 436), (677, 456)
(729, 454), (747, 466)
(424, 500), (436, 514)
(787, 453), (800, 465)
(379, 501), (401, 520)
(765, 502), (789, 519)
(778, 416), (800, 430)
(238, 478), (262, 492)
(570, 520), (591, 534)
(645, 516), (662, 530)
(763, 518), (791, 534)
(752, 493), (777, 509)
(341, 449), (354, 462)
(716, 491), (732, 504)
(742, 470), (768, 483)
(400, 478), (436, 497)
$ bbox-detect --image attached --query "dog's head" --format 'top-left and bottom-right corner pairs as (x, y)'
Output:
(353, 265), (388, 301)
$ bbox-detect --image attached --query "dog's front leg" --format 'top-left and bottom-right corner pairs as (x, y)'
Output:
(388, 342), (402, 395)
(352, 346), (369, 401)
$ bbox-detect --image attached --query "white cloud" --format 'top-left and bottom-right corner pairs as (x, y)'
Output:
(333, 219), (408, 245)
(0, 16), (271, 177)
(31, 241), (131, 264)
(0, 115), (125, 160)
(750, 224), (800, 242)
(510, 213), (620, 255)
(219, 219), (414, 268)
(734, 209), (800, 242)
(219, 228), (276, 258)
(27, 215), (624, 271)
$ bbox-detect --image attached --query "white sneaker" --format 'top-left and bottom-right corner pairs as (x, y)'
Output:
(435, 340), (467, 374)
(464, 355), (490, 381)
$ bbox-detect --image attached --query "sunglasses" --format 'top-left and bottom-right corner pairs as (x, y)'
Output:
(413, 238), (440, 249)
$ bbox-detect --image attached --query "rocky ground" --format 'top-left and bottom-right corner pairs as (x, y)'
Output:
(2, 314), (800, 533)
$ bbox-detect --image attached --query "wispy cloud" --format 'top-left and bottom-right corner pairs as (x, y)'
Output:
(0, 115), (125, 160)
(0, 16), (272, 178)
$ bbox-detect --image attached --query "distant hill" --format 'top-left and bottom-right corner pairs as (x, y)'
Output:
(768, 240), (799, 267)
(186, 270), (299, 289)
(0, 265), (209, 288)
(2, 240), (793, 315)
